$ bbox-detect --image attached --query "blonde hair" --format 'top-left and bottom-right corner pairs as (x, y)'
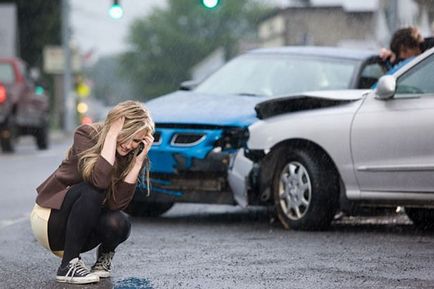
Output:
(78, 100), (155, 200)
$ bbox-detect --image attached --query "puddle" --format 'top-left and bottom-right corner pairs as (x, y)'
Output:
(114, 277), (154, 289)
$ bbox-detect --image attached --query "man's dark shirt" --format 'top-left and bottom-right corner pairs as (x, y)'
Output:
(420, 37), (434, 52)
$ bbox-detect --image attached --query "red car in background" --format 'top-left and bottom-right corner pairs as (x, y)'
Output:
(0, 57), (49, 152)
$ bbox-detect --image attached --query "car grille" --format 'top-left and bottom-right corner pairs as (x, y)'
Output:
(171, 133), (206, 147)
(153, 131), (162, 145)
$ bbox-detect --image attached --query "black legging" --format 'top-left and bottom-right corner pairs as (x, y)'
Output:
(48, 182), (131, 267)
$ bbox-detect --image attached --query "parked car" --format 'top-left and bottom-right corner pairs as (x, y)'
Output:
(128, 46), (388, 216)
(241, 46), (434, 230)
(0, 57), (49, 152)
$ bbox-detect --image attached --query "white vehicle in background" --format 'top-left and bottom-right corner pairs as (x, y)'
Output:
(233, 47), (434, 230)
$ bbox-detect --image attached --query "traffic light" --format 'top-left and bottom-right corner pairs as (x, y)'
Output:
(201, 0), (220, 9)
(35, 86), (45, 96)
(109, 0), (123, 19)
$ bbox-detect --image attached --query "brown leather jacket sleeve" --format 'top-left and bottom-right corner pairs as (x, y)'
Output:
(106, 181), (137, 210)
(74, 125), (114, 190)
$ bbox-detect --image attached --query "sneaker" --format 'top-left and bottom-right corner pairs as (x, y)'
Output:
(91, 250), (114, 278)
(56, 257), (100, 284)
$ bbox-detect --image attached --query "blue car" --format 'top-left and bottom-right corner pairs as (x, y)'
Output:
(127, 46), (387, 216)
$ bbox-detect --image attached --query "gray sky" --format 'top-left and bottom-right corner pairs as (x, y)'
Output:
(70, 0), (166, 59)
(70, 0), (411, 61)
(69, 0), (288, 60)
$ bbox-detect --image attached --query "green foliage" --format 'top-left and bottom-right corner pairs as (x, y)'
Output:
(120, 0), (271, 101)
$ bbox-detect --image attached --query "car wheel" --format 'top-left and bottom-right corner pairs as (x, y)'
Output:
(1, 116), (17, 153)
(125, 201), (174, 217)
(405, 208), (434, 229)
(272, 147), (339, 230)
(35, 124), (49, 150)
(1, 133), (15, 152)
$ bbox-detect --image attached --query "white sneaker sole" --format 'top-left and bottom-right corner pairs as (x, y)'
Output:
(91, 269), (111, 278)
(56, 274), (100, 284)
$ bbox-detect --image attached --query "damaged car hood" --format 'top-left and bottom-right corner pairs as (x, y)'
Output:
(146, 90), (265, 127)
(255, 89), (368, 120)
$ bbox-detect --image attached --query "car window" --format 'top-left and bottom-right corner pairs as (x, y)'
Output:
(18, 61), (31, 82)
(194, 54), (357, 97)
(359, 62), (385, 88)
(396, 54), (434, 96)
(0, 63), (15, 84)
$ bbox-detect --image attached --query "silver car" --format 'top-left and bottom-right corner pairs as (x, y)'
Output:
(234, 47), (434, 230)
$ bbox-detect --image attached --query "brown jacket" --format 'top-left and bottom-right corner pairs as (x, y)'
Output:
(36, 124), (137, 210)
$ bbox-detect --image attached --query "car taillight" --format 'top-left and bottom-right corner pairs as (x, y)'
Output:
(0, 84), (6, 104)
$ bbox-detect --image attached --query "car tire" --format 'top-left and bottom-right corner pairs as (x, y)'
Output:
(1, 134), (15, 153)
(1, 116), (17, 153)
(35, 124), (49, 150)
(272, 147), (339, 230)
(125, 201), (174, 217)
(405, 208), (434, 229)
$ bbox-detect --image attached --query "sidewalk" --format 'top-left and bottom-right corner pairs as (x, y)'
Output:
(49, 129), (73, 144)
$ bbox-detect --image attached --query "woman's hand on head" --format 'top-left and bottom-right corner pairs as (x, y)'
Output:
(109, 116), (125, 137)
(379, 48), (396, 63)
(101, 116), (125, 165)
(135, 134), (154, 164)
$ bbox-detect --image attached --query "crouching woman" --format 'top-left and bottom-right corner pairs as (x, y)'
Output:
(30, 100), (154, 284)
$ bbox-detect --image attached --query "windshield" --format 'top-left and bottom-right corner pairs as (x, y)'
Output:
(195, 54), (358, 97)
(0, 63), (15, 84)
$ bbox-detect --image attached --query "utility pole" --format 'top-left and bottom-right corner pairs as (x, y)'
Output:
(62, 0), (75, 132)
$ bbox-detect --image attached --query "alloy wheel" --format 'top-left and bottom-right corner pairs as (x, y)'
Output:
(278, 161), (312, 221)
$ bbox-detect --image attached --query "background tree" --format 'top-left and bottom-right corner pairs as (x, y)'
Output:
(120, 0), (271, 101)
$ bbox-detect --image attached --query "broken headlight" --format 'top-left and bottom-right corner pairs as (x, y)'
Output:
(215, 127), (249, 150)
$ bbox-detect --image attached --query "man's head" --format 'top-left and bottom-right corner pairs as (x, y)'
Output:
(390, 26), (423, 62)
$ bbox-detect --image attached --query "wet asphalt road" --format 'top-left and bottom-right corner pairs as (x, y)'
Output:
(1, 135), (434, 289)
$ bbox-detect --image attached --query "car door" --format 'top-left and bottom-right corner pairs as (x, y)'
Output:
(351, 53), (434, 195)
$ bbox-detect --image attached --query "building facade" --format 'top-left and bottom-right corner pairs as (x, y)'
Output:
(258, 0), (434, 49)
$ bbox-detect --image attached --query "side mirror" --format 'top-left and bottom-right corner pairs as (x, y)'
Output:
(375, 75), (396, 100)
(179, 80), (199, 91)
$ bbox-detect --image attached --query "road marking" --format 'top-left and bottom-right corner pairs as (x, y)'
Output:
(0, 216), (29, 230)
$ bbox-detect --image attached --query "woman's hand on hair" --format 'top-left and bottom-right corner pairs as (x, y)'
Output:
(379, 48), (396, 63)
(125, 134), (154, 185)
(135, 134), (154, 164)
(109, 116), (125, 137)
(101, 116), (125, 165)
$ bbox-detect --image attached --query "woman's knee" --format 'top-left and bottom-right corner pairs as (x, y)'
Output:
(100, 211), (131, 241)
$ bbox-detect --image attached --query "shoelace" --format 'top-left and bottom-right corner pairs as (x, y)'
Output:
(66, 259), (90, 281)
(95, 252), (114, 270)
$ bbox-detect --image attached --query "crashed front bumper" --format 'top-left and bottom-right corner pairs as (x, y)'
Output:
(134, 125), (249, 204)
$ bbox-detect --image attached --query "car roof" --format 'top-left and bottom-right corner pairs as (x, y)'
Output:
(0, 57), (23, 65)
(247, 46), (377, 60)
